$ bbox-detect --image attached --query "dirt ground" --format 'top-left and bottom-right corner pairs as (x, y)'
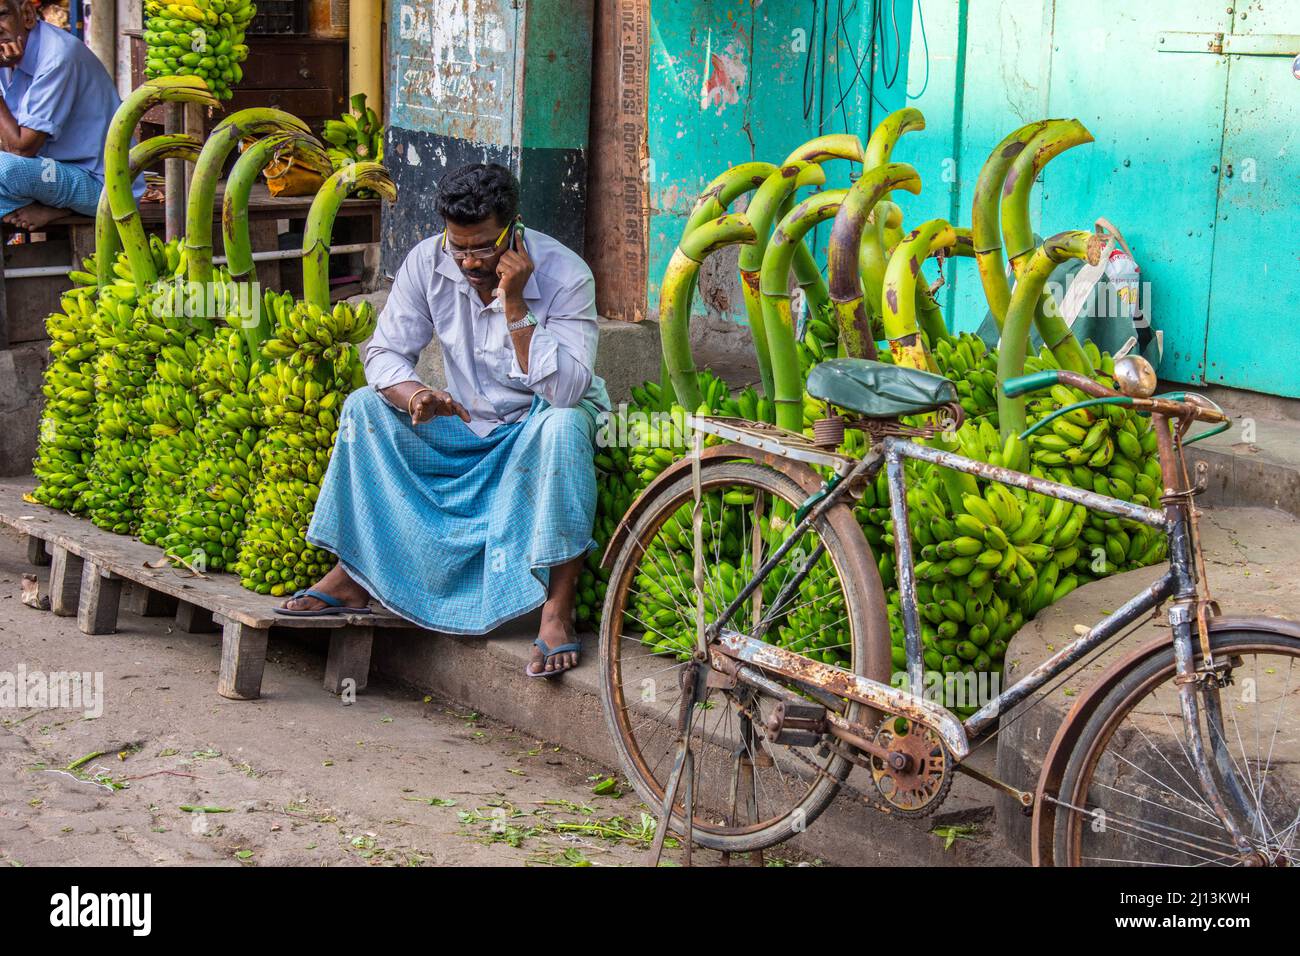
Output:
(0, 527), (806, 868)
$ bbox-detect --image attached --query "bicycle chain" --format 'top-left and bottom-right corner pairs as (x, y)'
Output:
(731, 696), (901, 817)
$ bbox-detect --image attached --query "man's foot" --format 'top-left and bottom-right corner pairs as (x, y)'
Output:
(526, 613), (580, 676)
(280, 563), (371, 613)
(4, 203), (66, 231)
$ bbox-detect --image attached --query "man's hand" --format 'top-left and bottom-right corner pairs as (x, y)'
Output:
(495, 233), (533, 307)
(410, 388), (470, 425)
(0, 36), (23, 67)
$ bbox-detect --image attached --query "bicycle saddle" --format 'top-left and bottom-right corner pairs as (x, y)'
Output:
(806, 358), (958, 418)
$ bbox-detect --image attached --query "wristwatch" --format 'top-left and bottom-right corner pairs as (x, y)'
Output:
(507, 311), (539, 333)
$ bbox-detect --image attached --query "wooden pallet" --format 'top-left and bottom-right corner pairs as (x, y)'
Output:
(0, 479), (416, 701)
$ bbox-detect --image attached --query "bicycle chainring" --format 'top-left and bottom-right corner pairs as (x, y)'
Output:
(869, 716), (953, 817)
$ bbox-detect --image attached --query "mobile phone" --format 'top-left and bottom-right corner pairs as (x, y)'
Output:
(512, 222), (526, 254)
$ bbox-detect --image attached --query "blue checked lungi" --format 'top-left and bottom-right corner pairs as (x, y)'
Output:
(0, 153), (103, 218)
(306, 386), (600, 634)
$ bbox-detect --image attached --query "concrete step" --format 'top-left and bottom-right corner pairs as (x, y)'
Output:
(368, 608), (1021, 866)
(1185, 413), (1300, 518)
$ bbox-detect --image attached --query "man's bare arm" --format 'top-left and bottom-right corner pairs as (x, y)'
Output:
(0, 98), (45, 157)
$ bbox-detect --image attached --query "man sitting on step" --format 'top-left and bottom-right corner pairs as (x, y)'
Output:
(276, 162), (610, 679)
(0, 0), (140, 231)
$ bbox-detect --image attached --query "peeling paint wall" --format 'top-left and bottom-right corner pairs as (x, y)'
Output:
(646, 1), (914, 327)
(382, 0), (594, 272)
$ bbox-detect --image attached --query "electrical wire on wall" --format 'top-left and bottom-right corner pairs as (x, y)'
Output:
(908, 0), (931, 101)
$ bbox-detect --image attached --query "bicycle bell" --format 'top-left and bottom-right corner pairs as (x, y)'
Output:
(1112, 355), (1157, 398)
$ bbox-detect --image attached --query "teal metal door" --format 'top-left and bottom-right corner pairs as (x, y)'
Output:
(1201, 4), (1300, 395)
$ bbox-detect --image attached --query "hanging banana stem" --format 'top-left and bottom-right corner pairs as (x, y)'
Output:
(996, 230), (1106, 438)
(185, 108), (312, 287)
(760, 190), (847, 432)
(96, 134), (203, 288)
(660, 213), (757, 410)
(105, 77), (221, 290)
(826, 162), (921, 359)
(881, 220), (959, 372)
(970, 120), (1052, 330)
(223, 132), (330, 283)
(303, 162), (398, 311)
(999, 119), (1096, 376)
(734, 161), (826, 397)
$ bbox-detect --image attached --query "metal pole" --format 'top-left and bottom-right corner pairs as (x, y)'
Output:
(87, 0), (117, 79)
(163, 103), (185, 242)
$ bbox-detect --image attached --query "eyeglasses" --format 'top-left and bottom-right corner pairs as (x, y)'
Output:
(442, 218), (518, 261)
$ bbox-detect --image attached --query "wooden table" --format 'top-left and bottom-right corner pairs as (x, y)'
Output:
(0, 478), (415, 701)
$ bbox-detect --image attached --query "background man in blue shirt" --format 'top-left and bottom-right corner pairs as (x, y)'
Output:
(0, 0), (132, 231)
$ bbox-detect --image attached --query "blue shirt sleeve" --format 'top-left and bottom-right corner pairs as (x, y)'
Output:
(16, 59), (80, 140)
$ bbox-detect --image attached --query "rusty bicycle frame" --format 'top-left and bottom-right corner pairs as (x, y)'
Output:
(685, 392), (1266, 861)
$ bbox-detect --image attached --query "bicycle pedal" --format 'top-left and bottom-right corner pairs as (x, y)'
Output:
(764, 700), (827, 747)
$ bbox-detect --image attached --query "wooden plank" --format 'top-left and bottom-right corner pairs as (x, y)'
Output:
(26, 534), (50, 566)
(217, 619), (269, 700)
(49, 545), (83, 617)
(77, 562), (123, 636)
(323, 625), (375, 696)
(0, 479), (413, 633)
(175, 601), (218, 634)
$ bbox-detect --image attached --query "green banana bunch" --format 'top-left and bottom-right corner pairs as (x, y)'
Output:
(142, 0), (256, 101)
(82, 238), (188, 535)
(32, 288), (102, 512)
(322, 94), (385, 194)
(235, 298), (375, 596)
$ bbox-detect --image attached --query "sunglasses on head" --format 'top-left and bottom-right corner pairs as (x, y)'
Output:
(443, 217), (521, 261)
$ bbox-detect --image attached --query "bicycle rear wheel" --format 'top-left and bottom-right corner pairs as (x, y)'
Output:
(1052, 629), (1300, 866)
(599, 455), (891, 854)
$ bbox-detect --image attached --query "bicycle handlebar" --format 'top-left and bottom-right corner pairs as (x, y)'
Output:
(1002, 367), (1229, 426)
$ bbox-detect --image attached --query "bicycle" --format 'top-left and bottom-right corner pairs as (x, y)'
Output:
(597, 354), (1299, 866)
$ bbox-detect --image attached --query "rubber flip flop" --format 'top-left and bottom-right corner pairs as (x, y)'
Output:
(275, 588), (373, 617)
(525, 636), (581, 678)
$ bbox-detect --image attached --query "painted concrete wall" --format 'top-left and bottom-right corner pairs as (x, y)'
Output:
(646, 0), (914, 326)
(902, 0), (1300, 397)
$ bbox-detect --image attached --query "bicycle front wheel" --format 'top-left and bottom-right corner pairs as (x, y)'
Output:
(1052, 629), (1300, 866)
(598, 455), (891, 854)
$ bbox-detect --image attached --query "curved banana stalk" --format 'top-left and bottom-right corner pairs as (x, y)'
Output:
(734, 161), (825, 396)
(999, 119), (1096, 376)
(684, 161), (776, 235)
(781, 133), (864, 166)
(105, 77), (221, 290)
(677, 162), (776, 402)
(95, 134), (203, 288)
(1000, 119), (1093, 269)
(970, 120), (1052, 330)
(222, 132), (331, 282)
(660, 213), (757, 411)
(185, 108), (313, 287)
(760, 190), (847, 432)
(825, 163), (921, 359)
(881, 220), (958, 372)
(864, 107), (925, 195)
(303, 163), (398, 310)
(996, 230), (1106, 438)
